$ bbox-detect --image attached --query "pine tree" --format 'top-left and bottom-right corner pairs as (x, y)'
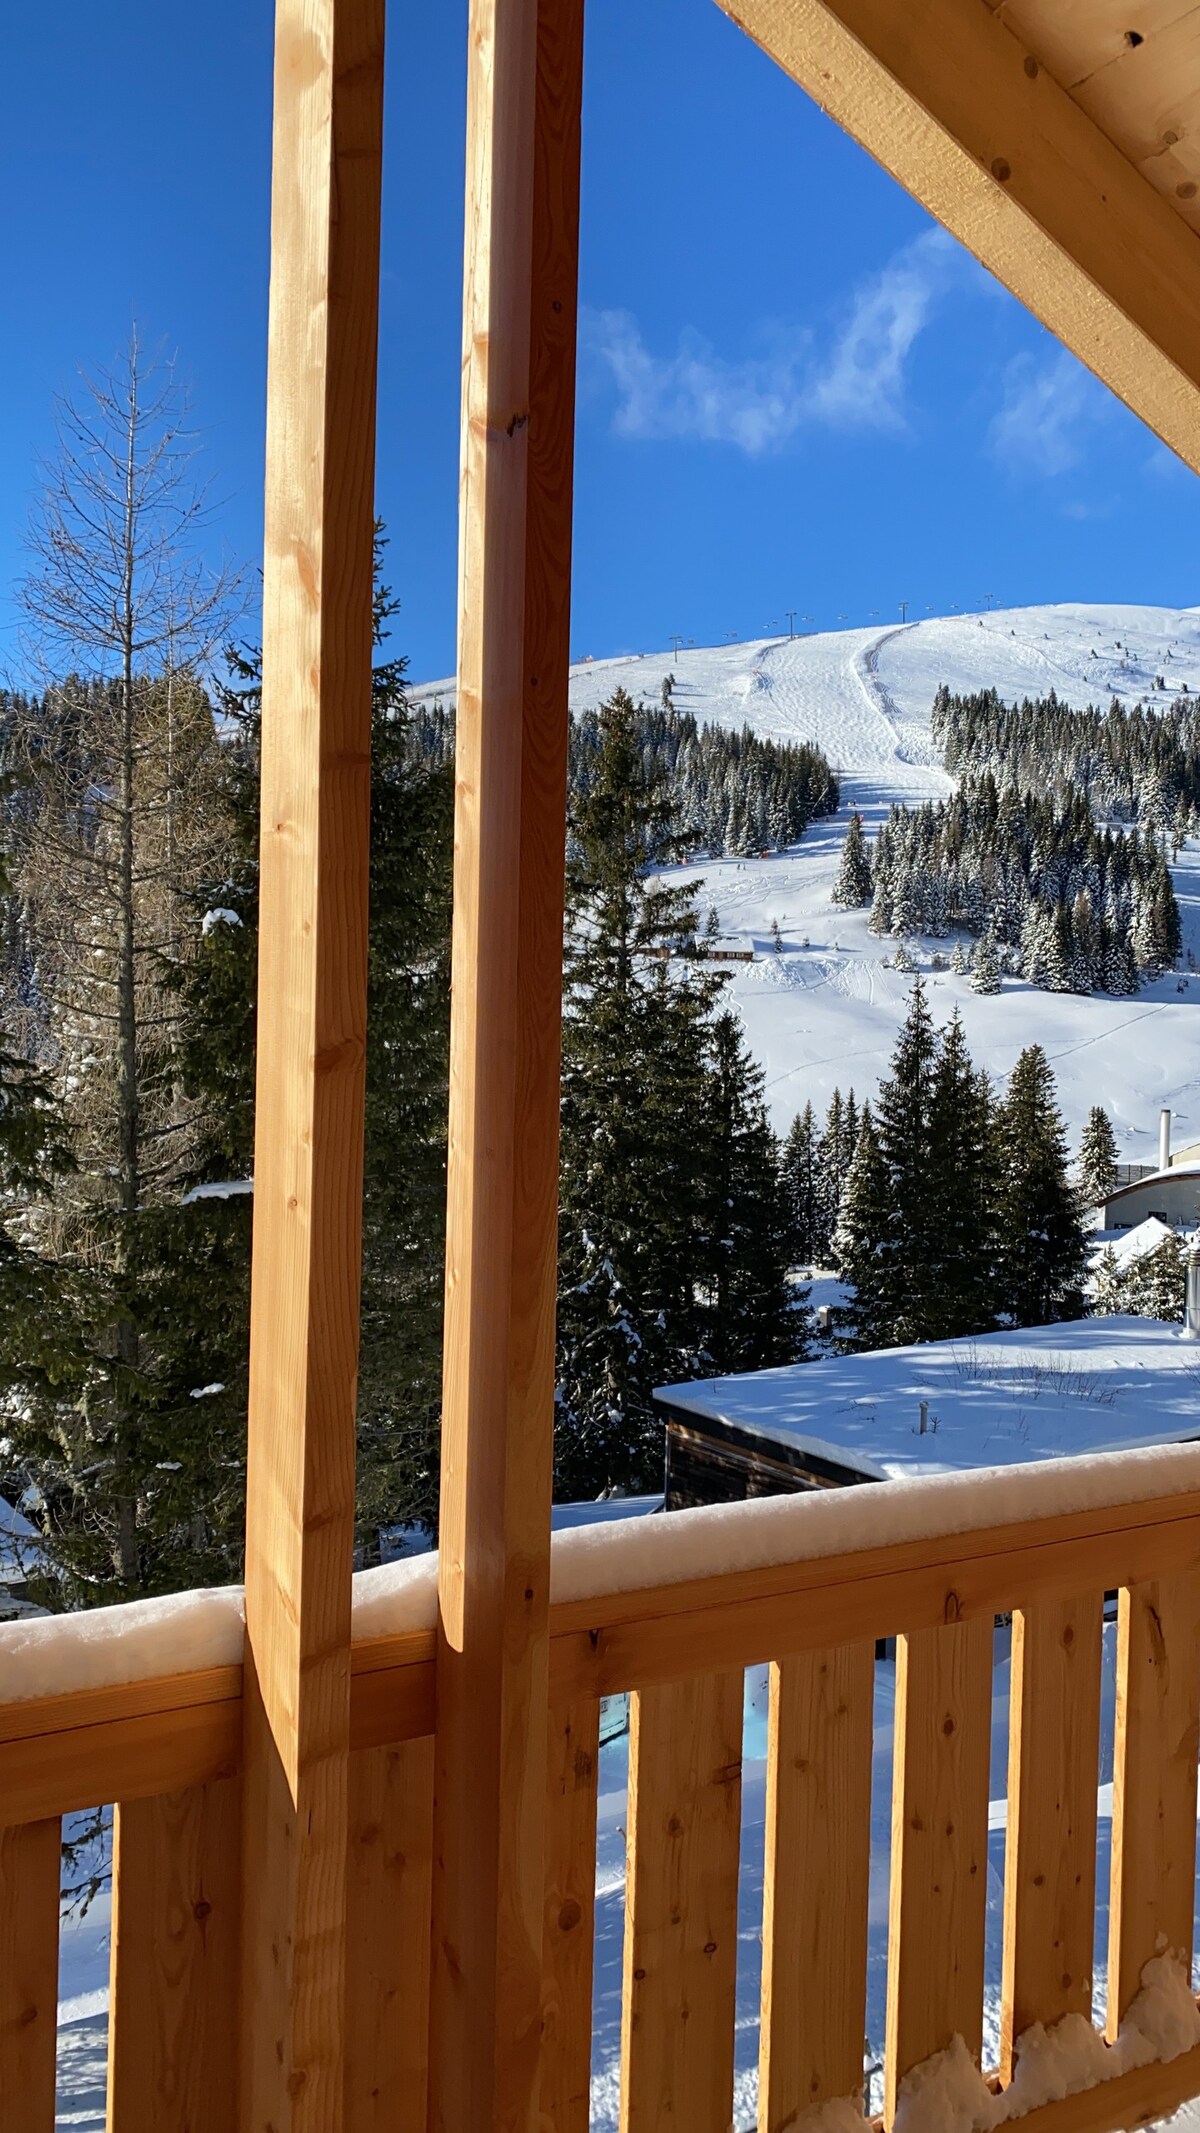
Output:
(923, 1014), (996, 1340)
(1077, 1105), (1119, 1209)
(993, 1046), (1089, 1327)
(970, 928), (1001, 994)
(1126, 1233), (1186, 1322)
(833, 1107), (891, 1349)
(832, 812), (873, 907)
(556, 688), (726, 1497)
(700, 1012), (807, 1374)
(781, 1104), (820, 1265)
(870, 978), (944, 1344)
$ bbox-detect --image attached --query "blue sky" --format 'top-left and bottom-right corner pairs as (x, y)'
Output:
(3, 0), (1200, 685)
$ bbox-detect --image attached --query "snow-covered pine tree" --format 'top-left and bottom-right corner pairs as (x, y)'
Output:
(1125, 1233), (1186, 1322)
(923, 1014), (996, 1340)
(1092, 1244), (1126, 1316)
(831, 812), (873, 907)
(992, 1045), (1089, 1327)
(970, 928), (1001, 994)
(1077, 1105), (1119, 1209)
(950, 940), (968, 977)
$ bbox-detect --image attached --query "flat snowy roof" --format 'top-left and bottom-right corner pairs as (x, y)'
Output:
(655, 1317), (1200, 1483)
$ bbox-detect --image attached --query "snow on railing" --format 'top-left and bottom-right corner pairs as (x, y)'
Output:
(5, 1439), (1200, 1706)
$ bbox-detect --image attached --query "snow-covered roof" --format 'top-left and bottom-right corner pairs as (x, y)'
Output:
(1098, 1217), (1181, 1269)
(379, 1492), (663, 1563)
(655, 1317), (1200, 1483)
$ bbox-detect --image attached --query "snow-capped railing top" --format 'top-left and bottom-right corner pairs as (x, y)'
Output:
(3, 1438), (1200, 1709)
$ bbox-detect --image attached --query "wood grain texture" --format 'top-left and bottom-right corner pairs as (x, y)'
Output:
(549, 1493), (1200, 1706)
(106, 1777), (241, 2132)
(1001, 1596), (1103, 2077)
(759, 1645), (874, 2129)
(345, 1739), (434, 2133)
(619, 1671), (743, 2133)
(885, 1618), (994, 2126)
(717, 0), (1200, 476)
(540, 1698), (600, 2133)
(429, 0), (584, 2127)
(1107, 1574), (1200, 2032)
(0, 1817), (59, 2133)
(0, 1491), (1198, 1828)
(240, 0), (385, 2126)
(995, 0), (1200, 237)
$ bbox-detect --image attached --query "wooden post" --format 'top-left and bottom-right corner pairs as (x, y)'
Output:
(429, 0), (585, 2125)
(239, 1), (384, 2128)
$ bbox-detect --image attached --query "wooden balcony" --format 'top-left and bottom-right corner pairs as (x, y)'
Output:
(8, 1), (1200, 2129)
(4, 1449), (1200, 2131)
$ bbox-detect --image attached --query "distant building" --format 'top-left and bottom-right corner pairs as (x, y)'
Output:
(1097, 1163), (1200, 1231)
(654, 1316), (1200, 1510)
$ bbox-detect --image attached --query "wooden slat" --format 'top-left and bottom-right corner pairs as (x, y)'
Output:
(1001, 1595), (1103, 2077)
(0, 1818), (59, 2133)
(759, 1645), (874, 2129)
(619, 1670), (743, 2133)
(1107, 1574), (1200, 2033)
(717, 0), (1200, 479)
(885, 1618), (993, 2127)
(550, 1491), (1200, 1707)
(540, 1698), (601, 2133)
(106, 1777), (241, 2132)
(240, 0), (385, 2124)
(429, 0), (584, 2124)
(344, 1739), (434, 2133)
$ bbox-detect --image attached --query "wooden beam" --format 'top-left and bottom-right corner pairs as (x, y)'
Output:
(240, 0), (385, 2127)
(1107, 1575), (1200, 2031)
(107, 1778), (242, 2133)
(619, 1672), (744, 2133)
(759, 1645), (874, 2129)
(0, 1819), (59, 2133)
(1001, 1596), (1103, 2076)
(885, 1619), (993, 2124)
(429, 0), (584, 2125)
(716, 0), (1200, 473)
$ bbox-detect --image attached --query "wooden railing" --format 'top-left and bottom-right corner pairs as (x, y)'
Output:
(4, 1470), (1200, 2132)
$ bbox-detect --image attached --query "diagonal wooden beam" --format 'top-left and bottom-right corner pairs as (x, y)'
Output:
(240, 1), (384, 2127)
(429, 0), (585, 2125)
(717, 0), (1200, 472)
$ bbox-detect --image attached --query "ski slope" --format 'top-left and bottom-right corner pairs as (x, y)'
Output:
(417, 603), (1200, 1165)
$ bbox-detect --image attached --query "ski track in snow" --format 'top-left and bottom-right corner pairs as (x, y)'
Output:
(415, 600), (1200, 1166)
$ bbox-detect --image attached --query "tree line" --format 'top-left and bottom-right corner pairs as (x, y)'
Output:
(833, 777), (1180, 993)
(781, 986), (1091, 1348)
(933, 681), (1200, 836)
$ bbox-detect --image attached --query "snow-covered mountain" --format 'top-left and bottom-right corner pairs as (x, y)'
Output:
(418, 603), (1200, 1166)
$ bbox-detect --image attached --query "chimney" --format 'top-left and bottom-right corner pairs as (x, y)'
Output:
(1160, 1106), (1172, 1173)
(1184, 1250), (1200, 1341)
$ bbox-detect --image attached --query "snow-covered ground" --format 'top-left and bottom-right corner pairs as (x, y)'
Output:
(417, 601), (1200, 1161)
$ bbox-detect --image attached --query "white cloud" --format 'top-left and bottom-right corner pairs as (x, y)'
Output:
(988, 349), (1110, 475)
(585, 228), (962, 457)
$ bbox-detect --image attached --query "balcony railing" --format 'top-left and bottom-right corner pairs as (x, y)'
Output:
(3, 1443), (1200, 2132)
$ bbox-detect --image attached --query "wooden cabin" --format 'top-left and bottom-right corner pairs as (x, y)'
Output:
(8, 3), (1200, 2130)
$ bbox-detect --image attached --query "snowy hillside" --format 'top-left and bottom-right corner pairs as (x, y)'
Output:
(418, 603), (1200, 1164)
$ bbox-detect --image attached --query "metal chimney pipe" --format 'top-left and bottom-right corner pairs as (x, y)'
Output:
(1160, 1106), (1172, 1172)
(1184, 1252), (1200, 1341)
